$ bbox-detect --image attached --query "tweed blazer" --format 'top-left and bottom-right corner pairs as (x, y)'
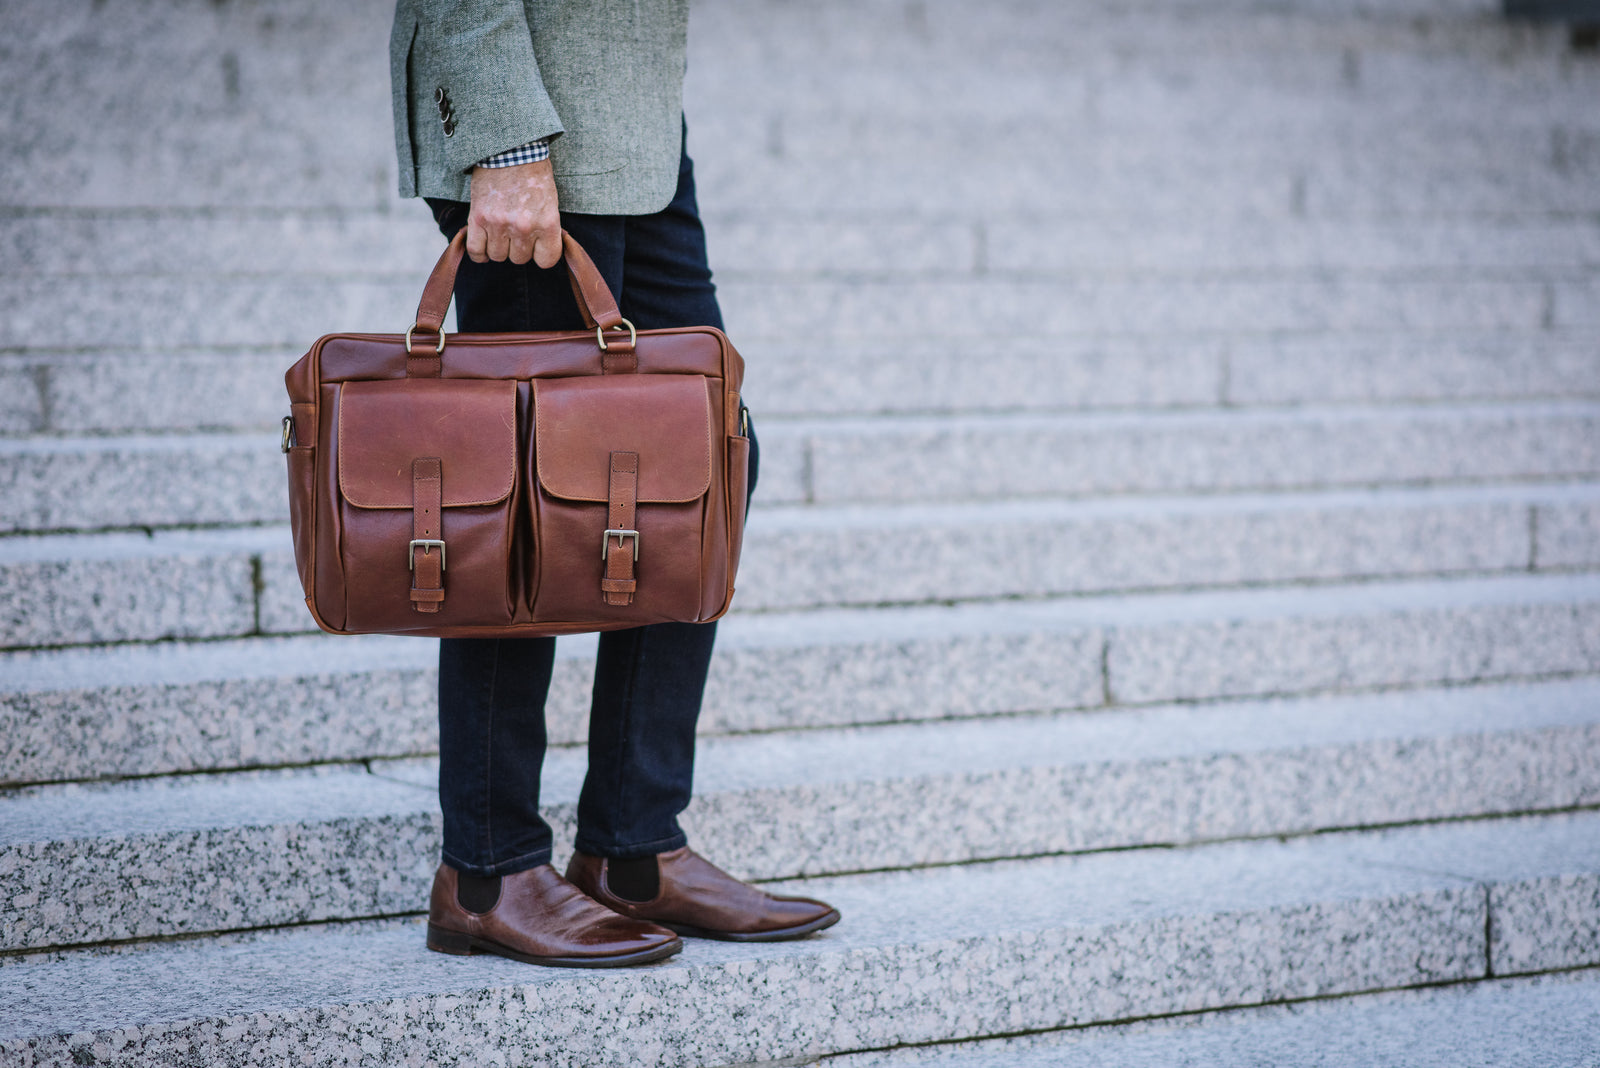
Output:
(390, 0), (689, 214)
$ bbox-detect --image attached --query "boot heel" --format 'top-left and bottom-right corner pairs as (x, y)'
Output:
(426, 923), (475, 955)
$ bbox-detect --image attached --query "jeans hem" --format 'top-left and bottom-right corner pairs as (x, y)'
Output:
(573, 830), (689, 861)
(441, 845), (552, 878)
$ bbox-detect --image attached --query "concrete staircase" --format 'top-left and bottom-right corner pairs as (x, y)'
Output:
(3, 0), (1599, 1064)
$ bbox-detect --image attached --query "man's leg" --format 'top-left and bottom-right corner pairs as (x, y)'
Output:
(560, 140), (836, 940)
(572, 139), (728, 865)
(436, 637), (557, 876)
(423, 207), (681, 968)
(431, 204), (628, 877)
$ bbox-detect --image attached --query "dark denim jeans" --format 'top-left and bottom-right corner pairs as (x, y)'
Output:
(427, 137), (757, 876)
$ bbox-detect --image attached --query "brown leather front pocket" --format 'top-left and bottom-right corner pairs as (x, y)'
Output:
(530, 374), (713, 625)
(335, 378), (519, 632)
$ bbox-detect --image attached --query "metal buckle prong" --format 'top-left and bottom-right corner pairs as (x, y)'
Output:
(408, 539), (446, 571)
(602, 529), (640, 561)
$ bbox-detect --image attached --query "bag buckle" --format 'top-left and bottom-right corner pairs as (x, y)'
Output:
(409, 539), (446, 571)
(595, 318), (637, 352)
(602, 529), (639, 561)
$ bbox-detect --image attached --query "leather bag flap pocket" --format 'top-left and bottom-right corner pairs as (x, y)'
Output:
(534, 375), (712, 503)
(338, 379), (517, 509)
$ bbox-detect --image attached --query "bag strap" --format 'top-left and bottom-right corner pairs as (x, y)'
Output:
(407, 228), (635, 369)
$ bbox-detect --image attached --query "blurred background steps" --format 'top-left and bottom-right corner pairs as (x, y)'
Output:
(2, 0), (1598, 1063)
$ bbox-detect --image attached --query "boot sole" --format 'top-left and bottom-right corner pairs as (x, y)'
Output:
(426, 923), (683, 968)
(659, 908), (841, 943)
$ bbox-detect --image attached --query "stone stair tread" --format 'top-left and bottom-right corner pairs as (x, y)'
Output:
(0, 631), (429, 692)
(2, 763), (418, 841)
(9, 213), (1600, 278)
(6, 400), (1597, 530)
(0, 477), (1589, 554)
(3, 811), (1594, 1064)
(5, 570), (1597, 785)
(11, 274), (1595, 352)
(8, 332), (1597, 438)
(6, 674), (1593, 845)
(4, 479), (1592, 647)
(3, 566), (1593, 695)
(0, 525), (283, 565)
(823, 971), (1600, 1068)
(750, 478), (1600, 528)
(5, 675), (1597, 950)
(763, 401), (1600, 503)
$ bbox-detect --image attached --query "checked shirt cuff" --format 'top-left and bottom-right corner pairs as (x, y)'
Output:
(477, 139), (551, 168)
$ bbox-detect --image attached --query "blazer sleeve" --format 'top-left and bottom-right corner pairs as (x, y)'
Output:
(402, 0), (566, 179)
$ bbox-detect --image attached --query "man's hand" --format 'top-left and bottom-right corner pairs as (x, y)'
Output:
(467, 159), (561, 267)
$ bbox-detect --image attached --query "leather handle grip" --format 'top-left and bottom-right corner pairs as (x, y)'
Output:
(411, 227), (622, 336)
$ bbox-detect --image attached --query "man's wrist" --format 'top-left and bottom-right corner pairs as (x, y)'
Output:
(477, 139), (551, 169)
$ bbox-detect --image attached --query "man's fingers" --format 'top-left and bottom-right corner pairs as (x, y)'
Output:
(484, 224), (511, 263)
(465, 219), (489, 264)
(532, 230), (562, 270)
(507, 224), (536, 266)
(467, 161), (559, 266)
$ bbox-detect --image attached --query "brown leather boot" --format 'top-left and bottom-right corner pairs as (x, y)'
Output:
(426, 863), (682, 967)
(566, 846), (841, 942)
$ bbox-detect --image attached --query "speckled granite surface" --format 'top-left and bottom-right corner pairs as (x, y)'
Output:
(793, 403), (1600, 505)
(6, 572), (1595, 784)
(729, 485), (1548, 611)
(6, 678), (1599, 951)
(12, 681), (1600, 946)
(246, 485), (1600, 623)
(1334, 812), (1600, 975)
(0, 826), (1489, 1066)
(0, 765), (439, 951)
(823, 970), (1600, 1067)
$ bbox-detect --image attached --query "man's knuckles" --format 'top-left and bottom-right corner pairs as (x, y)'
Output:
(474, 211), (546, 238)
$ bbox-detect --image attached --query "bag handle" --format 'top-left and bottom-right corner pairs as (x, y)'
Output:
(407, 228), (635, 358)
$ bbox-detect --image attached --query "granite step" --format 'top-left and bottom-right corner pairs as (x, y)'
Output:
(2, 481), (1595, 648)
(758, 401), (1600, 506)
(6, 401), (1597, 532)
(5, 331), (1597, 437)
(3, 675), (1598, 951)
(6, 0), (1586, 213)
(708, 215), (1600, 278)
(7, 271), (1593, 352)
(6, 212), (1599, 281)
(727, 482), (1596, 614)
(2, 811), (1596, 1066)
(3, 569), (1595, 786)
(821, 970), (1600, 1068)
(691, 142), (1600, 220)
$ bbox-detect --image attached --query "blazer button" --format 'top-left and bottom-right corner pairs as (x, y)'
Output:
(442, 118), (456, 137)
(434, 86), (447, 106)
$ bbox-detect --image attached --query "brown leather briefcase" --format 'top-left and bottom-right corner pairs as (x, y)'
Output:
(281, 229), (750, 638)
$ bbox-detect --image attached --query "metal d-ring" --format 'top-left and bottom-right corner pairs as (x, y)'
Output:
(595, 318), (637, 352)
(405, 324), (447, 355)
